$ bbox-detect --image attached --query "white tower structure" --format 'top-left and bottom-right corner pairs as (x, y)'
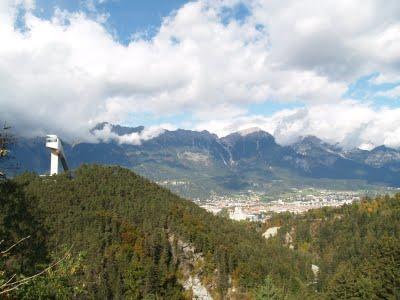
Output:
(45, 135), (69, 175)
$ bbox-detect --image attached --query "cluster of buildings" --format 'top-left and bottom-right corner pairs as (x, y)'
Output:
(156, 180), (187, 186)
(194, 189), (364, 222)
(274, 189), (362, 203)
(193, 192), (267, 221)
(156, 177), (393, 222)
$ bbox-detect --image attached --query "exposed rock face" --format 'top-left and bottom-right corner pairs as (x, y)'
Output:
(263, 226), (280, 239)
(311, 264), (319, 277)
(311, 264), (320, 284)
(179, 151), (211, 165)
(168, 234), (213, 300)
(184, 276), (213, 300)
(285, 232), (294, 249)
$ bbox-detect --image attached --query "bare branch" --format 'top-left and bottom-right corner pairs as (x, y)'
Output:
(0, 236), (31, 255)
(0, 274), (16, 289)
(0, 245), (74, 295)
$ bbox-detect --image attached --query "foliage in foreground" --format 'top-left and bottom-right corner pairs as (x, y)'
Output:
(0, 165), (399, 299)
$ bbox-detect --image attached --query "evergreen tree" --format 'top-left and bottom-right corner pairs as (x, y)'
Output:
(254, 276), (286, 300)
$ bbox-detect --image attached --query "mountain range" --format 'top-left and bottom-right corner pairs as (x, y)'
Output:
(8, 122), (400, 198)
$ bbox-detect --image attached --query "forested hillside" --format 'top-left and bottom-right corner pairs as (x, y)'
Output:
(0, 165), (399, 299)
(266, 194), (400, 299)
(1, 165), (312, 299)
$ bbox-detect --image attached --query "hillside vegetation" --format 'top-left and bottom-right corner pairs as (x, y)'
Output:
(266, 193), (400, 299)
(1, 165), (312, 299)
(0, 165), (399, 299)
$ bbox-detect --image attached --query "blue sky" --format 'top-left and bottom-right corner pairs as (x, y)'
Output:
(34, 0), (190, 43)
(31, 0), (398, 106)
(30, 0), (398, 120)
(345, 74), (400, 109)
(1, 0), (400, 147)
(31, 0), (306, 127)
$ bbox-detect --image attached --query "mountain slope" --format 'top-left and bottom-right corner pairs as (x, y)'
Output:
(9, 165), (312, 298)
(289, 136), (400, 184)
(9, 124), (400, 198)
(345, 145), (400, 172)
(2, 165), (399, 299)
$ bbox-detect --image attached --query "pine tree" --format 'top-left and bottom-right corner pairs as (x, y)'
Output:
(254, 276), (286, 300)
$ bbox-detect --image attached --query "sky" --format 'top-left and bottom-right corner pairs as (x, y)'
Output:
(0, 0), (400, 149)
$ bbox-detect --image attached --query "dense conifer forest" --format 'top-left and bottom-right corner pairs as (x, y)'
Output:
(266, 193), (400, 299)
(0, 165), (399, 299)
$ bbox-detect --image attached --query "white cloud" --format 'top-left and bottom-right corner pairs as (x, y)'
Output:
(0, 0), (348, 139)
(91, 123), (176, 145)
(370, 73), (400, 85)
(0, 0), (399, 148)
(377, 85), (400, 99)
(249, 0), (400, 81)
(195, 101), (400, 149)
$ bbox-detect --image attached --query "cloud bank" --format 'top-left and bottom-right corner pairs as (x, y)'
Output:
(195, 102), (400, 149)
(91, 123), (176, 145)
(0, 0), (399, 147)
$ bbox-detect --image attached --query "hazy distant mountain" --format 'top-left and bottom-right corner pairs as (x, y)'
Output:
(7, 124), (400, 198)
(291, 136), (342, 157)
(221, 130), (280, 162)
(345, 145), (400, 172)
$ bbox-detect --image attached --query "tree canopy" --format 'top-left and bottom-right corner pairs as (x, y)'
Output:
(0, 164), (399, 299)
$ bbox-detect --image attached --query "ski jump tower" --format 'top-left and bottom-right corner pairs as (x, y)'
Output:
(45, 135), (69, 175)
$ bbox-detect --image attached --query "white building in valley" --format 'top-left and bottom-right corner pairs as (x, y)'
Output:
(229, 207), (247, 221)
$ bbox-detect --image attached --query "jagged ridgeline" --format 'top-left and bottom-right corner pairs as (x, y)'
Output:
(3, 165), (312, 299)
